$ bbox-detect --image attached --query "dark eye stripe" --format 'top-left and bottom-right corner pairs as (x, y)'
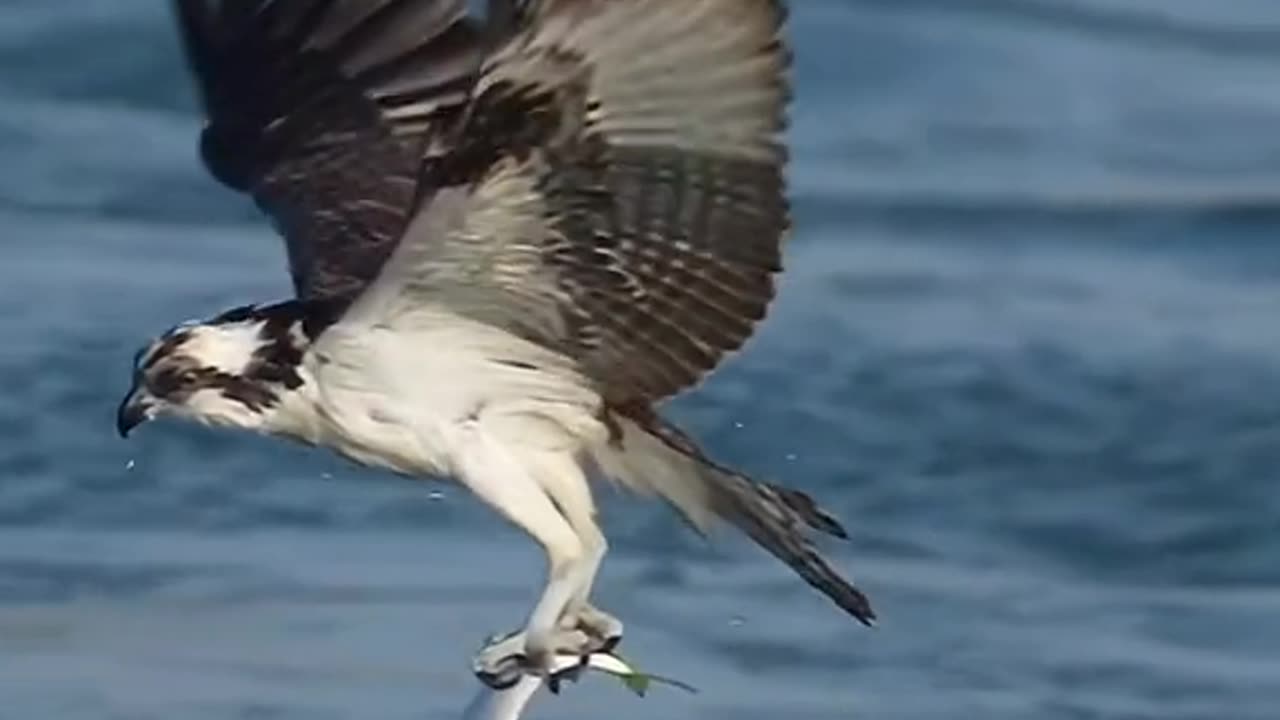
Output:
(150, 368), (184, 395)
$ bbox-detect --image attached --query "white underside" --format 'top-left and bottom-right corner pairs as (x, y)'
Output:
(277, 305), (609, 505)
(266, 305), (615, 659)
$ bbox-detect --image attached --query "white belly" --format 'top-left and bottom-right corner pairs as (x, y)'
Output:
(296, 311), (606, 481)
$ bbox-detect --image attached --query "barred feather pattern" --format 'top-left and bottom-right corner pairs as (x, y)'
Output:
(174, 0), (487, 300)
(419, 0), (792, 404)
(592, 406), (877, 625)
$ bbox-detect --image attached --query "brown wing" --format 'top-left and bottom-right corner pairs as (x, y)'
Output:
(174, 0), (488, 300)
(400, 0), (790, 404)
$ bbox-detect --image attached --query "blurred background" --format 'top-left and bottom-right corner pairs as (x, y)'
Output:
(2, 1), (1279, 718)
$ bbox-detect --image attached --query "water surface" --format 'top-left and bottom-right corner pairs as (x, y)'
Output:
(2, 2), (1279, 718)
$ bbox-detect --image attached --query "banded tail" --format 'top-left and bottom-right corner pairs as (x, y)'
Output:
(592, 407), (876, 626)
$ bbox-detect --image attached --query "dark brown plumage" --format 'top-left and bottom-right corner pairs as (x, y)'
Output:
(175, 0), (488, 300)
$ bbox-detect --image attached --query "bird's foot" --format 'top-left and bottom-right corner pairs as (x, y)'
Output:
(472, 626), (593, 692)
(471, 608), (624, 693)
(571, 603), (624, 655)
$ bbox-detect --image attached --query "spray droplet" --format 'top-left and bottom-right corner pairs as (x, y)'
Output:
(321, 472), (333, 481)
(784, 453), (798, 462)
(733, 421), (745, 429)
(125, 459), (136, 471)
(428, 490), (445, 501)
(729, 615), (746, 627)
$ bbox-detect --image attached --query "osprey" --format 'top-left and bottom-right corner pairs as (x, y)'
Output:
(118, 0), (874, 687)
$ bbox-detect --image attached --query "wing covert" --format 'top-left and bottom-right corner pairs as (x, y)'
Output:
(396, 0), (791, 404)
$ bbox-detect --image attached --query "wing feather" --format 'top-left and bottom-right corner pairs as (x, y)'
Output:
(388, 0), (790, 404)
(173, 0), (488, 300)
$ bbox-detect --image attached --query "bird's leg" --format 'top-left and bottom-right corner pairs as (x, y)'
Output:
(560, 521), (623, 652)
(522, 538), (593, 667)
(532, 456), (624, 654)
(455, 428), (597, 689)
(472, 483), (622, 692)
(472, 555), (595, 691)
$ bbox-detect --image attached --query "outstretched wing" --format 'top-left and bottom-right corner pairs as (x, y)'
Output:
(387, 0), (790, 404)
(173, 0), (488, 300)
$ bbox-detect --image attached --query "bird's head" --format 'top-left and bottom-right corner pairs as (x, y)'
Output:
(117, 304), (311, 438)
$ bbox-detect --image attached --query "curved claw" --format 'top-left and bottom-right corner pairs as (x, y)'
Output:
(572, 605), (624, 650)
(596, 634), (621, 655)
(546, 654), (590, 695)
(473, 629), (527, 690)
(473, 652), (526, 691)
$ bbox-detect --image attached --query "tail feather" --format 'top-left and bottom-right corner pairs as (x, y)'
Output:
(591, 409), (876, 626)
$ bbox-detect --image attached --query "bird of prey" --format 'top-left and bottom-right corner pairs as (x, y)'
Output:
(118, 0), (875, 687)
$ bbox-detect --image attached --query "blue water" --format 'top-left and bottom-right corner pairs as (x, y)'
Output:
(3, 2), (1279, 718)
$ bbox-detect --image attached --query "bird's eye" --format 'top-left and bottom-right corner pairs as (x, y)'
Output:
(178, 371), (198, 386)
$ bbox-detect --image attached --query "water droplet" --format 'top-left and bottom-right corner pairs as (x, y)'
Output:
(321, 472), (333, 481)
(428, 490), (445, 501)
(784, 453), (798, 462)
(733, 421), (745, 429)
(125, 459), (136, 471)
(729, 615), (746, 627)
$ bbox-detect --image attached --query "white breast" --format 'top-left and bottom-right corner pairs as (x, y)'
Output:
(289, 307), (605, 482)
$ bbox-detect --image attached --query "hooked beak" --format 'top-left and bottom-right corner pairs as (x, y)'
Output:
(116, 388), (155, 438)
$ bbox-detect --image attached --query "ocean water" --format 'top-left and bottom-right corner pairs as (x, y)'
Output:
(2, 1), (1279, 718)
